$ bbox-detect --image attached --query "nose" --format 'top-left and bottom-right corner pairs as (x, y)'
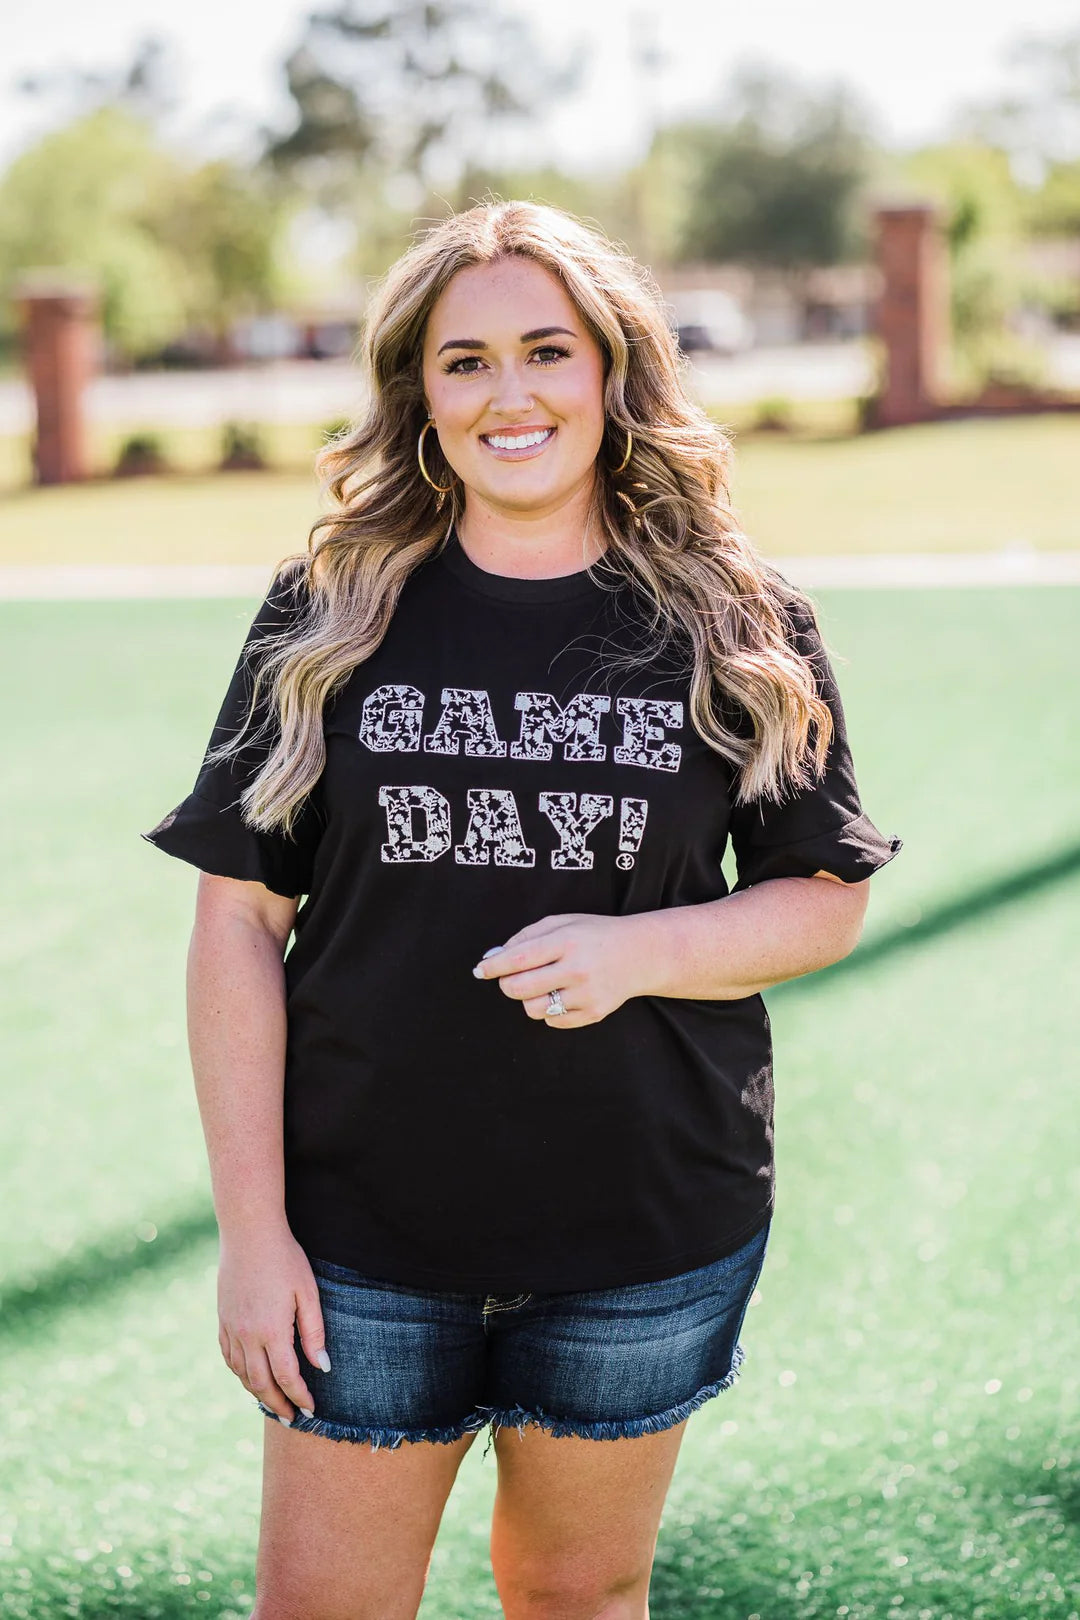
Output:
(488, 363), (536, 418)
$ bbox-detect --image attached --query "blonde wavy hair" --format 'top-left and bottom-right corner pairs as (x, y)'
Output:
(210, 198), (835, 840)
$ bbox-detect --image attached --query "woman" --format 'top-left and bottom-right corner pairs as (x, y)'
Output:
(143, 199), (902, 1620)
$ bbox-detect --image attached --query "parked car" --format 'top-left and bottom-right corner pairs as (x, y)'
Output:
(667, 290), (755, 356)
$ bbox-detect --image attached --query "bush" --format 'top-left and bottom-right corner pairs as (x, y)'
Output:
(113, 432), (170, 477)
(750, 395), (795, 433)
(219, 421), (267, 470)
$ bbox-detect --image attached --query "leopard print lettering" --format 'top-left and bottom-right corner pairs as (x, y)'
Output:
(455, 789), (537, 867)
(423, 689), (507, 758)
(510, 692), (611, 763)
(359, 684), (424, 752)
(538, 793), (615, 871)
(378, 785), (451, 862)
(613, 699), (683, 772)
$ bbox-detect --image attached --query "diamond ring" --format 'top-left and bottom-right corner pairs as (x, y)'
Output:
(546, 988), (566, 1017)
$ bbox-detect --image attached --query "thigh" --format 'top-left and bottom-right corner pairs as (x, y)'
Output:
(255, 1419), (477, 1620)
(250, 1256), (491, 1619)
(489, 1419), (688, 1615)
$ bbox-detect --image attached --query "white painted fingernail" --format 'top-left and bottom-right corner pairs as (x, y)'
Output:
(298, 1406), (314, 1418)
(482, 947), (502, 958)
(278, 1415), (292, 1427)
(315, 1349), (331, 1372)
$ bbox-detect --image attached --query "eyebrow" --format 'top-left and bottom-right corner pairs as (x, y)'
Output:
(436, 326), (577, 356)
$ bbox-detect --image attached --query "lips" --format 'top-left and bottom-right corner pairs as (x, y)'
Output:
(479, 426), (557, 459)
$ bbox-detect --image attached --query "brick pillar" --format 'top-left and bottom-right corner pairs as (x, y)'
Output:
(871, 204), (948, 427)
(14, 274), (101, 484)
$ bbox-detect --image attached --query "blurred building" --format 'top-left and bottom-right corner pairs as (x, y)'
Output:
(105, 237), (1080, 370)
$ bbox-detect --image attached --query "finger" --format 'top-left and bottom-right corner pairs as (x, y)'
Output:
(242, 1340), (295, 1426)
(296, 1287), (332, 1376)
(497, 966), (571, 1001)
(475, 940), (561, 981)
(523, 993), (584, 1025)
(498, 913), (576, 946)
(267, 1337), (316, 1419)
(221, 1327), (245, 1380)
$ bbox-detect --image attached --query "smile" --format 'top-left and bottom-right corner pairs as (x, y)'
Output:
(479, 426), (556, 459)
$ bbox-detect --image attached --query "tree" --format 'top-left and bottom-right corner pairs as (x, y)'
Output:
(0, 104), (190, 359)
(152, 161), (290, 350)
(675, 63), (876, 273)
(0, 102), (289, 362)
(954, 26), (1080, 189)
(262, 0), (580, 218)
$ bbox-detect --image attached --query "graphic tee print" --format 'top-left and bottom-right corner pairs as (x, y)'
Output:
(141, 529), (903, 1293)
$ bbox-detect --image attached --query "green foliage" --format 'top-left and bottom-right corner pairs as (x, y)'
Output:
(0, 105), (189, 357)
(264, 1), (575, 200)
(895, 141), (1052, 393)
(218, 421), (267, 470)
(113, 432), (170, 477)
(152, 161), (290, 339)
(0, 105), (289, 361)
(673, 65), (876, 271)
(261, 0), (580, 283)
(1026, 155), (1080, 236)
(750, 395), (796, 433)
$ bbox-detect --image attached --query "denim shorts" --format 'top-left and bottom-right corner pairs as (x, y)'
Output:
(255, 1217), (771, 1453)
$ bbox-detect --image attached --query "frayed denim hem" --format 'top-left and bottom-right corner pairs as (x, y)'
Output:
(472, 1343), (747, 1458)
(254, 1399), (484, 1450)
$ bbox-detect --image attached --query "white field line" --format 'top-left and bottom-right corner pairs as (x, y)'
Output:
(1, 551), (1080, 600)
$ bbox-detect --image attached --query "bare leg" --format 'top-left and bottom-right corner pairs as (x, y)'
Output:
(251, 1421), (478, 1620)
(489, 1418), (689, 1620)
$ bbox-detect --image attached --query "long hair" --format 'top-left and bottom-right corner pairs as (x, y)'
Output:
(208, 198), (834, 839)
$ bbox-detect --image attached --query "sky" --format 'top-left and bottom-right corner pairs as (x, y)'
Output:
(1, 0), (1078, 177)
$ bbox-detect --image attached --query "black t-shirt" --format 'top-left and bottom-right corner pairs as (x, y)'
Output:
(142, 530), (902, 1292)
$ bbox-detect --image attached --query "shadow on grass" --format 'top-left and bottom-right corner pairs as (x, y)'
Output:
(4, 839), (1079, 1345)
(0, 1204), (218, 1337)
(777, 837), (1080, 997)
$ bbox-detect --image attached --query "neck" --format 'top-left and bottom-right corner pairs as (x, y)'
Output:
(455, 478), (606, 579)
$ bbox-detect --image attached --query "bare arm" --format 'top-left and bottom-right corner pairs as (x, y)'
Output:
(474, 870), (873, 1023)
(627, 869), (870, 1001)
(187, 872), (327, 1425)
(187, 872), (297, 1237)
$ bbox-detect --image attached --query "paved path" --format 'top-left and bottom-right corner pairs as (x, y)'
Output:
(2, 550), (1079, 599)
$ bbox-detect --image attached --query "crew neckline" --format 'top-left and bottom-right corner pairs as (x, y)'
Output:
(437, 526), (608, 604)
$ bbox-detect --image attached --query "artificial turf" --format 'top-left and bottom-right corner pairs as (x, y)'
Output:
(0, 585), (1076, 1618)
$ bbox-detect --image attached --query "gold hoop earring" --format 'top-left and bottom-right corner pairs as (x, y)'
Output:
(418, 419), (455, 493)
(611, 427), (633, 474)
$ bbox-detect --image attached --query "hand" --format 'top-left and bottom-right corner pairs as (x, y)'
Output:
(472, 912), (649, 1028)
(217, 1225), (330, 1425)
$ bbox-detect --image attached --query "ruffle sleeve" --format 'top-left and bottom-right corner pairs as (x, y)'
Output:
(140, 562), (324, 900)
(727, 595), (903, 891)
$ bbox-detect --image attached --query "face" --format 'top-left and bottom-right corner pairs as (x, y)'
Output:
(420, 255), (607, 518)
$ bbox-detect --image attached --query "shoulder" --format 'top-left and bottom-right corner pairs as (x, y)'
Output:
(251, 557), (313, 639)
(766, 580), (829, 666)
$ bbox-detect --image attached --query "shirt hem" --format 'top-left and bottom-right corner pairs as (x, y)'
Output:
(293, 1196), (776, 1296)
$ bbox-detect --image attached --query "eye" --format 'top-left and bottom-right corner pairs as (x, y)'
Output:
(443, 355), (485, 375)
(531, 344), (572, 365)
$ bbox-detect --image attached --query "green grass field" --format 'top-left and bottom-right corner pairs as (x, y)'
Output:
(1, 583), (1077, 1619)
(1, 412), (1077, 566)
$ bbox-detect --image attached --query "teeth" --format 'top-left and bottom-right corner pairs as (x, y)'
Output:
(483, 429), (553, 450)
